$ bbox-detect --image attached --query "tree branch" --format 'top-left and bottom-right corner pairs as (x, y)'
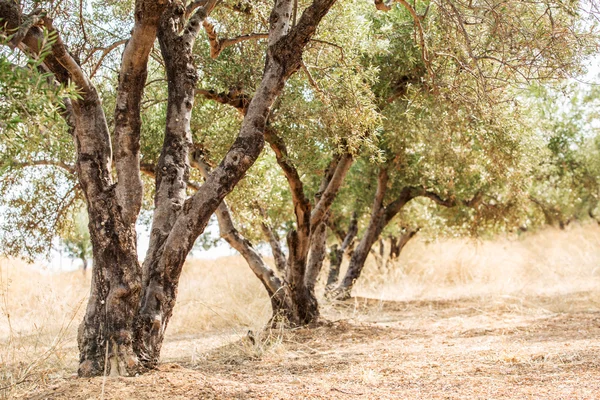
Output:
(202, 18), (268, 59)
(6, 8), (44, 49)
(39, 17), (92, 92)
(265, 127), (311, 226)
(113, 0), (170, 225)
(2, 159), (76, 175)
(196, 88), (250, 113)
(191, 153), (283, 296)
(86, 39), (128, 79)
(311, 152), (353, 227)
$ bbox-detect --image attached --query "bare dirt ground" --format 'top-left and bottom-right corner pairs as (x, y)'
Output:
(3, 226), (600, 399)
(18, 291), (600, 399)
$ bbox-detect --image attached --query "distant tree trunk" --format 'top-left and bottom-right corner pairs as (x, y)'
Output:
(333, 169), (389, 299)
(332, 168), (467, 299)
(303, 217), (329, 321)
(266, 128), (353, 324)
(327, 245), (342, 286)
(529, 195), (570, 230)
(389, 236), (399, 260)
(325, 212), (358, 289)
(260, 221), (287, 274)
(81, 255), (88, 271)
(389, 229), (418, 261)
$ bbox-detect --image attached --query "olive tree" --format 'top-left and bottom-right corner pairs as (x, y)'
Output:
(0, 0), (339, 376)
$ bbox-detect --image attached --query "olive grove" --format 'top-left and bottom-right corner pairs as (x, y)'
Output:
(1, 0), (599, 378)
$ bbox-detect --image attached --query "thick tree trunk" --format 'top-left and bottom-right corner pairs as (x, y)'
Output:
(0, 0), (169, 376)
(134, 4), (209, 369)
(2, 0), (339, 375)
(135, 0), (338, 366)
(78, 201), (141, 377)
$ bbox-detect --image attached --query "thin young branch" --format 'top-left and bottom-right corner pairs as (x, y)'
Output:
(373, 0), (433, 78)
(309, 38), (345, 62)
(260, 221), (288, 273)
(87, 39), (128, 78)
(395, 0), (433, 77)
(79, 0), (90, 46)
(3, 159), (76, 174)
(301, 61), (322, 92)
(385, 186), (482, 224)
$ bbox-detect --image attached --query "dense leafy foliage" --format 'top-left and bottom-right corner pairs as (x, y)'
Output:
(1, 0), (599, 261)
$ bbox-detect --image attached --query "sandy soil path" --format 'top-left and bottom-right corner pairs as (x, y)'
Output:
(20, 291), (600, 399)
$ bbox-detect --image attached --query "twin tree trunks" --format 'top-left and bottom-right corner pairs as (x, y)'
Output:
(0, 0), (338, 376)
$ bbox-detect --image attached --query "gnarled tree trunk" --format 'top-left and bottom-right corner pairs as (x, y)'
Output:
(333, 167), (478, 299)
(134, 0), (339, 367)
(0, 0), (167, 376)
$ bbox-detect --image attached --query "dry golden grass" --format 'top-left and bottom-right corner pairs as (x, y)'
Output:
(0, 259), (88, 399)
(354, 224), (600, 303)
(1, 223), (600, 399)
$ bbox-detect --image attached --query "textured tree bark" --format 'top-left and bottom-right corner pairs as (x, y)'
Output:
(303, 218), (328, 320)
(0, 0), (167, 376)
(77, 0), (167, 376)
(134, 2), (213, 369)
(134, 0), (339, 366)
